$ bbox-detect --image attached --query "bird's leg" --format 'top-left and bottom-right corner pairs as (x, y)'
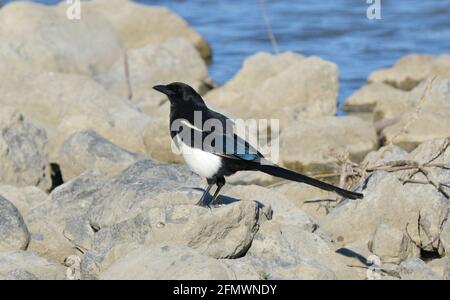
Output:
(196, 183), (213, 207)
(210, 178), (226, 207)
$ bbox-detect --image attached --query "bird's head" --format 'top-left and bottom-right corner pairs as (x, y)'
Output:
(153, 82), (204, 107)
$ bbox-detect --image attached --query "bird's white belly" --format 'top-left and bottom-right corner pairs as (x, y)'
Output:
(178, 141), (222, 179)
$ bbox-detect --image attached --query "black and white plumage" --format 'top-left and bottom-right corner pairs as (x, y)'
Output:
(153, 82), (363, 207)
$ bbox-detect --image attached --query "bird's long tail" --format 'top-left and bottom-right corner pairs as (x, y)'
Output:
(255, 163), (363, 200)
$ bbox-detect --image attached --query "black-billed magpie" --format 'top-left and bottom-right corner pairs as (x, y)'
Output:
(153, 82), (363, 207)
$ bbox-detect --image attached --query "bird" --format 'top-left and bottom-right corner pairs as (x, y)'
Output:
(153, 82), (363, 207)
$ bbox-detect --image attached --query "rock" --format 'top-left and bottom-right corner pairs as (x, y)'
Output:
(279, 116), (378, 173)
(226, 171), (275, 186)
(440, 218), (450, 259)
(27, 160), (264, 278)
(0, 185), (47, 215)
(0, 195), (30, 251)
(26, 218), (76, 264)
(4, 269), (38, 280)
(343, 82), (409, 113)
(245, 221), (362, 279)
(82, 0), (211, 61)
(0, 251), (65, 280)
(0, 107), (52, 191)
(59, 131), (144, 181)
(369, 54), (450, 91)
(271, 182), (338, 220)
(361, 144), (408, 168)
(398, 257), (441, 280)
(321, 138), (450, 255)
(99, 244), (234, 280)
(0, 1), (123, 76)
(186, 200), (259, 258)
(381, 105), (450, 151)
(369, 223), (412, 264)
(205, 52), (339, 127)
(97, 38), (209, 114)
(427, 256), (450, 280)
(81, 200), (260, 279)
(0, 72), (157, 162)
(222, 184), (317, 230)
(27, 171), (107, 253)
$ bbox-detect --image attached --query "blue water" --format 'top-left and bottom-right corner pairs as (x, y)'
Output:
(2, 0), (450, 109)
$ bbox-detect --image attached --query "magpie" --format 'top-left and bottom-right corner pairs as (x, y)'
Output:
(153, 82), (363, 207)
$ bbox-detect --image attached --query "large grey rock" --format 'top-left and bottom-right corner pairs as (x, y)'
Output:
(205, 52), (339, 127)
(59, 131), (144, 181)
(321, 138), (450, 255)
(99, 244), (234, 280)
(381, 79), (450, 151)
(0, 185), (47, 215)
(343, 82), (409, 113)
(0, 251), (65, 280)
(271, 181), (339, 220)
(81, 200), (260, 279)
(244, 221), (362, 279)
(427, 256), (450, 280)
(222, 184), (317, 230)
(81, 0), (211, 61)
(27, 160), (262, 278)
(0, 107), (51, 191)
(398, 257), (441, 280)
(186, 200), (259, 258)
(369, 54), (450, 91)
(279, 116), (378, 173)
(0, 2), (123, 76)
(0, 72), (157, 162)
(0, 196), (30, 251)
(369, 223), (413, 264)
(361, 144), (408, 169)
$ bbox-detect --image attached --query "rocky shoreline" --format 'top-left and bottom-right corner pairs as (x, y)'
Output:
(0, 0), (449, 280)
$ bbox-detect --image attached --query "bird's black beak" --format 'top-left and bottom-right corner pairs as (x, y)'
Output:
(153, 85), (173, 96)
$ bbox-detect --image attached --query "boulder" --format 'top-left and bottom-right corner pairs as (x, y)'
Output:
(381, 106), (450, 151)
(26, 160), (264, 278)
(369, 54), (450, 91)
(427, 256), (450, 280)
(59, 131), (144, 181)
(0, 72), (157, 162)
(398, 257), (441, 280)
(222, 184), (317, 230)
(81, 0), (211, 61)
(99, 244), (234, 280)
(186, 200), (259, 258)
(320, 138), (450, 256)
(205, 52), (339, 127)
(279, 116), (378, 173)
(0, 196), (30, 251)
(0, 251), (65, 280)
(271, 182), (337, 220)
(244, 221), (363, 279)
(361, 144), (408, 168)
(26, 218), (77, 264)
(0, 185), (47, 215)
(343, 82), (410, 114)
(369, 223), (413, 264)
(82, 200), (259, 278)
(0, 1), (123, 76)
(0, 107), (51, 191)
